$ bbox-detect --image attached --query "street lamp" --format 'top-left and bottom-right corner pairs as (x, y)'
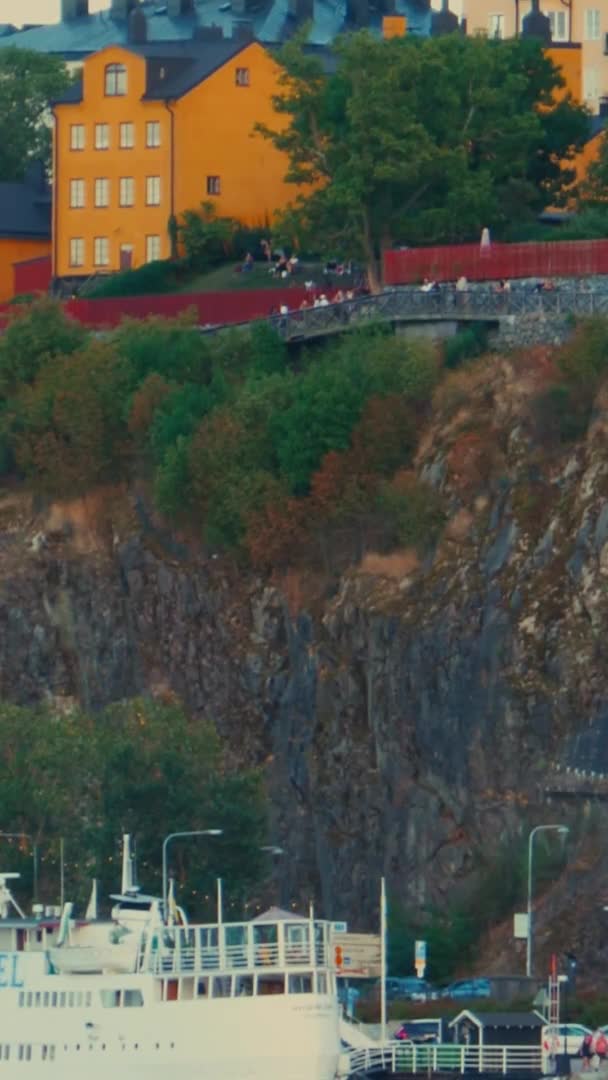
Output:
(161, 829), (222, 914)
(526, 824), (569, 976)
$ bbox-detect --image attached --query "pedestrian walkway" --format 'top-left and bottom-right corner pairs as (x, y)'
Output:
(337, 1042), (543, 1078)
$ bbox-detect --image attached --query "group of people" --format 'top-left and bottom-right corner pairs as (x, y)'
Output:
(580, 1030), (608, 1070)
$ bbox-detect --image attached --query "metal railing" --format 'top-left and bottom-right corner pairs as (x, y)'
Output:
(341, 1042), (544, 1077)
(255, 284), (608, 343)
(145, 919), (329, 976)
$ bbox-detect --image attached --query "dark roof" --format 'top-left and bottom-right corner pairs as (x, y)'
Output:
(0, 164), (51, 241)
(450, 1011), (544, 1029)
(52, 37), (252, 103)
(0, 0), (432, 56)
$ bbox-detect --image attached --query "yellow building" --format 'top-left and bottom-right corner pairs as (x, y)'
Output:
(52, 34), (297, 278)
(462, 0), (606, 112)
(0, 165), (51, 302)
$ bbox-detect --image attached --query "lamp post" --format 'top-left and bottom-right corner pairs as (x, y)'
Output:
(0, 833), (39, 903)
(161, 829), (222, 915)
(526, 825), (569, 976)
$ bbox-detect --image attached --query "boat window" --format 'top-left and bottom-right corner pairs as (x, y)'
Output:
(235, 975), (253, 997)
(225, 924), (248, 967)
(253, 923), (278, 966)
(165, 980), (178, 1002)
(316, 972), (327, 994)
(43, 992), (50, 1007)
(18, 992), (24, 1007)
(212, 976), (232, 998)
(100, 990), (120, 1008)
(289, 973), (313, 994)
(85, 992), (92, 1007)
(257, 974), (285, 995)
(35, 992), (41, 1007)
(26, 992), (33, 1007)
(59, 992), (66, 1007)
(196, 977), (208, 998)
(51, 992), (58, 1007)
(123, 990), (143, 1007)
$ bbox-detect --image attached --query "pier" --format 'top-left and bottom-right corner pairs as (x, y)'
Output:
(338, 1042), (543, 1077)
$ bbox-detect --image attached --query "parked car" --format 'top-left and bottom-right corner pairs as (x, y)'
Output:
(441, 978), (492, 1000)
(542, 1023), (591, 1056)
(393, 1019), (443, 1044)
(386, 977), (436, 1001)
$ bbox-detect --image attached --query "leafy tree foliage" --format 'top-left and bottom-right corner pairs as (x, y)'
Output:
(0, 299), (87, 396)
(258, 32), (587, 287)
(0, 697), (267, 915)
(0, 50), (72, 180)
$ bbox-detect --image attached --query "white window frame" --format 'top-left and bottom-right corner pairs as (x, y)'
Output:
(69, 179), (85, 208)
(585, 8), (601, 39)
(488, 13), (504, 37)
(119, 177), (135, 207)
(70, 124), (85, 151)
(146, 121), (161, 148)
(146, 234), (161, 262)
(69, 238), (84, 267)
(145, 175), (161, 205)
(94, 178), (109, 208)
(94, 237), (109, 267)
(119, 122), (135, 149)
(206, 175), (221, 195)
(94, 123), (109, 150)
(235, 67), (250, 86)
(105, 63), (127, 96)
(548, 8), (568, 41)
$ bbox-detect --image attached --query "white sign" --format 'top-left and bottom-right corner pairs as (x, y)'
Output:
(514, 913), (529, 939)
(331, 933), (381, 978)
(331, 921), (348, 933)
(415, 939), (427, 978)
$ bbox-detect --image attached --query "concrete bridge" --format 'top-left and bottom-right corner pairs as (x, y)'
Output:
(251, 282), (608, 344)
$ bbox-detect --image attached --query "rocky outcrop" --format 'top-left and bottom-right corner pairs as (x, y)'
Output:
(3, 348), (608, 971)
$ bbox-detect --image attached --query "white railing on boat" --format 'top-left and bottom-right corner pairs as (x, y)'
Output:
(340, 1043), (544, 1077)
(144, 919), (330, 975)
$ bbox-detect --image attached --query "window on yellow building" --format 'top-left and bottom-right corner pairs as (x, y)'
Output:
(69, 238), (84, 267)
(235, 67), (250, 86)
(548, 9), (568, 40)
(105, 63), (127, 96)
(94, 237), (109, 267)
(585, 8), (601, 39)
(146, 121), (161, 148)
(119, 122), (135, 149)
(94, 178), (110, 208)
(95, 124), (109, 150)
(146, 176), (161, 205)
(70, 125), (85, 151)
(488, 13), (504, 38)
(206, 176), (221, 195)
(146, 235), (161, 262)
(120, 177), (135, 207)
(69, 179), (85, 208)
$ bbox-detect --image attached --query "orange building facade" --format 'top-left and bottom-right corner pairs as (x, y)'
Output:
(52, 39), (297, 278)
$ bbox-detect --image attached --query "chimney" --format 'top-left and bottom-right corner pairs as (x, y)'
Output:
(431, 0), (458, 35)
(128, 5), (147, 41)
(61, 0), (88, 19)
(192, 23), (224, 38)
(521, 0), (551, 42)
(168, 0), (195, 15)
(110, 0), (137, 20)
(288, 0), (314, 20)
(346, 0), (368, 27)
(382, 13), (407, 36)
(234, 18), (254, 39)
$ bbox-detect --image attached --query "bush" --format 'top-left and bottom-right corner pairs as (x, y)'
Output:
(179, 202), (238, 271)
(444, 323), (490, 370)
(0, 298), (87, 395)
(377, 475), (445, 551)
(87, 260), (178, 298)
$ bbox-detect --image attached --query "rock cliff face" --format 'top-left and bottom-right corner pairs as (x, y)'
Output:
(3, 347), (608, 969)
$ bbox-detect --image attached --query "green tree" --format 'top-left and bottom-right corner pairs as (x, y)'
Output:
(0, 298), (87, 396)
(259, 32), (587, 288)
(0, 50), (72, 179)
(179, 202), (238, 270)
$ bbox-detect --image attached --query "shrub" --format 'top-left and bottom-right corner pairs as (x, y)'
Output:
(377, 474), (445, 551)
(86, 260), (178, 298)
(444, 323), (489, 370)
(179, 202), (238, 271)
(0, 298), (87, 395)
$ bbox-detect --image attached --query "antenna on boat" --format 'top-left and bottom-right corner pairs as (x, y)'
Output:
(0, 873), (24, 919)
(217, 877), (223, 927)
(121, 835), (139, 896)
(85, 879), (98, 921)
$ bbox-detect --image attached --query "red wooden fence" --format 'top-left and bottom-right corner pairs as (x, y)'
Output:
(383, 240), (608, 285)
(63, 287), (311, 329)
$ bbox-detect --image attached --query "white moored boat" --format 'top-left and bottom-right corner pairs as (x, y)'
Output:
(0, 838), (342, 1080)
